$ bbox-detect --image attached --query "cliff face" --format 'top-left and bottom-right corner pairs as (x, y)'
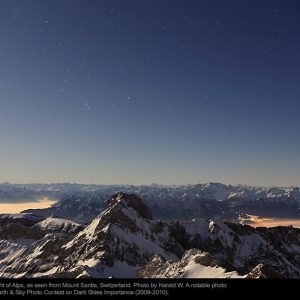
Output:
(0, 192), (300, 278)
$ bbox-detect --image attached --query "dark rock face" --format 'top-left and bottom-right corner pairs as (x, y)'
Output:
(170, 222), (189, 247)
(193, 251), (214, 267)
(91, 192), (154, 235)
(136, 255), (166, 278)
(0, 214), (45, 240)
(137, 249), (222, 278)
(0, 223), (44, 240)
(104, 192), (153, 220)
(0, 214), (44, 227)
(1, 192), (300, 278)
(39, 192), (168, 278)
(246, 264), (281, 278)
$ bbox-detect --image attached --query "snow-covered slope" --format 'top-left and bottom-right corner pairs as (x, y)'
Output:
(34, 217), (82, 233)
(137, 249), (243, 278)
(1, 192), (300, 278)
(58, 193), (179, 278)
(21, 183), (300, 223)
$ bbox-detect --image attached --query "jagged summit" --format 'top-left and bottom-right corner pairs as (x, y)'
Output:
(246, 264), (281, 279)
(1, 192), (300, 278)
(137, 249), (243, 278)
(104, 192), (153, 220)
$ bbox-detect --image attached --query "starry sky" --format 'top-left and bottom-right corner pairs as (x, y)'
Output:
(0, 0), (300, 186)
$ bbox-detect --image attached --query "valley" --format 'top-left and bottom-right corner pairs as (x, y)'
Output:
(0, 191), (300, 278)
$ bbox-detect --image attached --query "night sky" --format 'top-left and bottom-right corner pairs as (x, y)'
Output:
(1, 0), (300, 186)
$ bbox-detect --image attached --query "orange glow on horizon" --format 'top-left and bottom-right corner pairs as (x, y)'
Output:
(250, 219), (300, 228)
(0, 199), (57, 214)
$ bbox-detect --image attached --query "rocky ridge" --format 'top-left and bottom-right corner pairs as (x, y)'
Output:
(0, 192), (299, 278)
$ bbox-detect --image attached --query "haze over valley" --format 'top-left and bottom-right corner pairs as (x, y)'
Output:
(1, 182), (300, 228)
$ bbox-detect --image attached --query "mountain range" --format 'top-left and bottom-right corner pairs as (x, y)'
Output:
(0, 192), (300, 278)
(1, 182), (298, 223)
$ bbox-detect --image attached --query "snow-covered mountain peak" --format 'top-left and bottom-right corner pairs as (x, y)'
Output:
(34, 217), (82, 234)
(103, 192), (153, 220)
(1, 192), (300, 278)
(137, 248), (243, 278)
(64, 192), (154, 250)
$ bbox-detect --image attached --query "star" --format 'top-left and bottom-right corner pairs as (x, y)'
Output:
(11, 8), (19, 18)
(82, 100), (91, 109)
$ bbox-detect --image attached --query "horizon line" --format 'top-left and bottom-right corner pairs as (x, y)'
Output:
(1, 181), (298, 189)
